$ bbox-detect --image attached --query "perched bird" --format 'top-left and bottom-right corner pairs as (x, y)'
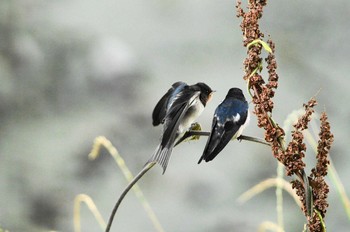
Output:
(148, 82), (213, 173)
(198, 87), (249, 164)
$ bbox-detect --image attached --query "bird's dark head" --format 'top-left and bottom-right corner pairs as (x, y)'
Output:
(194, 82), (213, 106)
(226, 87), (245, 100)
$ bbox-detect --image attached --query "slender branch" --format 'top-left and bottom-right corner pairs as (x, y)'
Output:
(105, 162), (156, 232)
(90, 136), (163, 232)
(238, 135), (271, 146)
(175, 130), (270, 147)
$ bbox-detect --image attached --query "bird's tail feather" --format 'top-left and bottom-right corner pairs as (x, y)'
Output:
(146, 145), (173, 174)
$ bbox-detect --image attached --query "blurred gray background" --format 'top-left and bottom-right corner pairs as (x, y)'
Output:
(0, 0), (349, 231)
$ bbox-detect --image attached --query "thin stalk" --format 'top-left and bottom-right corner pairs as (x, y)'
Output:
(105, 162), (156, 232)
(89, 136), (164, 232)
(175, 131), (270, 147)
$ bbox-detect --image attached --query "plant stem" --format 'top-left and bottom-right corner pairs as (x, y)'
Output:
(175, 130), (270, 147)
(89, 137), (164, 232)
(105, 162), (156, 232)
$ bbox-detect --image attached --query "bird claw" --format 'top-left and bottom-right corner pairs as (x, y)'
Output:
(174, 122), (202, 146)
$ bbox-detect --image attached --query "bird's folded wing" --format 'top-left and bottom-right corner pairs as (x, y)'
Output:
(161, 91), (200, 147)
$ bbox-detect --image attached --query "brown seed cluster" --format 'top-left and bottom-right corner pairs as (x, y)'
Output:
(266, 39), (278, 92)
(284, 98), (318, 219)
(291, 179), (306, 213)
(287, 106), (333, 232)
(307, 112), (333, 231)
(237, 1), (283, 149)
(236, 0), (265, 80)
(308, 214), (325, 232)
(313, 112), (333, 178)
(236, 1), (334, 231)
(236, 0), (266, 46)
(284, 98), (317, 176)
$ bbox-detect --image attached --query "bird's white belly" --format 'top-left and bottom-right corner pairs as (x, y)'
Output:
(178, 99), (204, 134)
(234, 110), (250, 139)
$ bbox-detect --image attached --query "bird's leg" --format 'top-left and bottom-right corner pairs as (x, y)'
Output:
(174, 122), (208, 146)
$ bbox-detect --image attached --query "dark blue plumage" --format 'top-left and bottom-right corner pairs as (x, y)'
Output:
(148, 82), (213, 173)
(198, 88), (249, 163)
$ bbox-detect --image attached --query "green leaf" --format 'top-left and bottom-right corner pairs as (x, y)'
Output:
(247, 39), (272, 53)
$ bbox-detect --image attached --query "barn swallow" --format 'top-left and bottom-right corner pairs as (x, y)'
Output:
(198, 88), (249, 163)
(147, 82), (213, 173)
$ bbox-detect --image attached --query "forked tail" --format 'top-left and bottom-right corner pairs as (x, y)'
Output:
(146, 144), (173, 174)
